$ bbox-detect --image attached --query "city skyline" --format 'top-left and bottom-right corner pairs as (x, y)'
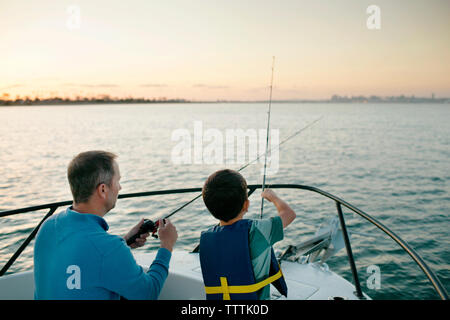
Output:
(1, 0), (449, 101)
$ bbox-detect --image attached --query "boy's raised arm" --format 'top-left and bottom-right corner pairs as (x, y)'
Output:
(261, 189), (296, 228)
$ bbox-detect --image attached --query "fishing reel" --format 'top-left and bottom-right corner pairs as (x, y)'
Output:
(126, 219), (164, 246)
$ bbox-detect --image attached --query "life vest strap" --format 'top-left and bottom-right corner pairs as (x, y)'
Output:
(204, 268), (283, 300)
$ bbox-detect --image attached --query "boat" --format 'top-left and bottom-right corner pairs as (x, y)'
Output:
(0, 184), (447, 300)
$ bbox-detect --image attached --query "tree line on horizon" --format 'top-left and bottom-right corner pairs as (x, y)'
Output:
(0, 94), (189, 106)
(0, 93), (448, 106)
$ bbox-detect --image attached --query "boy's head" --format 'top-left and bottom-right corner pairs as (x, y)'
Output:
(202, 169), (248, 222)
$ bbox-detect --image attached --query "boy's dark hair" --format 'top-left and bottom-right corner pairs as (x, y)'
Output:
(202, 169), (248, 222)
(67, 150), (117, 204)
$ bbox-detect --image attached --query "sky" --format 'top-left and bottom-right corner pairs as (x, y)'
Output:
(1, 0), (449, 101)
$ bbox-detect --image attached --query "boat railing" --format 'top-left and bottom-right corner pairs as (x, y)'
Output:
(0, 184), (447, 300)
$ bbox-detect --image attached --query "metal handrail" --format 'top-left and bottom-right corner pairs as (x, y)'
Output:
(0, 184), (447, 300)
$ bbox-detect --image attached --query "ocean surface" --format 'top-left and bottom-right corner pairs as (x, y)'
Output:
(0, 103), (448, 300)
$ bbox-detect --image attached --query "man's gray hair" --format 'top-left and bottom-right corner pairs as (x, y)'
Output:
(67, 150), (117, 204)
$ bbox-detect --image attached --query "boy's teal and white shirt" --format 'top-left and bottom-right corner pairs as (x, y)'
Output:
(248, 216), (284, 300)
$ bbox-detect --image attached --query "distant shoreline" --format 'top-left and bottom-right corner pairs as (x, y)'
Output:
(1, 95), (449, 106)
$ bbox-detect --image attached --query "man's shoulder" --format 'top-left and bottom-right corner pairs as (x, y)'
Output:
(41, 209), (63, 226)
(43, 209), (126, 256)
(35, 210), (62, 239)
(38, 209), (71, 234)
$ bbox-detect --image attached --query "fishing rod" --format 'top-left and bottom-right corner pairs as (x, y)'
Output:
(260, 56), (275, 219)
(234, 115), (323, 172)
(127, 115), (323, 245)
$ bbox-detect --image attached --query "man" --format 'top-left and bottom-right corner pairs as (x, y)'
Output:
(34, 150), (178, 299)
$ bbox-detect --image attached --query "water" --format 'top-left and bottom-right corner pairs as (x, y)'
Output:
(0, 103), (449, 299)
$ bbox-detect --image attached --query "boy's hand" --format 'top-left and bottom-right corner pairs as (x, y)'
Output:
(261, 188), (297, 228)
(261, 188), (279, 203)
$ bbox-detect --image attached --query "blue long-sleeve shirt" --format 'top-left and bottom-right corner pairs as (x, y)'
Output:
(34, 207), (171, 300)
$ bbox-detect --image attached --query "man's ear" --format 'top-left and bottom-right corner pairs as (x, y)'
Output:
(97, 183), (107, 199)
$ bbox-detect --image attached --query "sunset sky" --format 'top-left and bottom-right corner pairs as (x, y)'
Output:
(1, 0), (449, 101)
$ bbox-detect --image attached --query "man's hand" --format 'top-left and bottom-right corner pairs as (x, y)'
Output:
(124, 218), (150, 249)
(158, 219), (178, 252)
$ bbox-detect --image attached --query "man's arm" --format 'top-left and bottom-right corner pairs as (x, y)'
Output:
(99, 237), (171, 300)
(261, 189), (296, 228)
(100, 220), (177, 300)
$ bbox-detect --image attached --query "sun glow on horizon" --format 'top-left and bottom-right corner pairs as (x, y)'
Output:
(1, 0), (449, 101)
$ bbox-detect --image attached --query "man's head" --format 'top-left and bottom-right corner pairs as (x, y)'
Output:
(202, 169), (249, 222)
(67, 151), (121, 213)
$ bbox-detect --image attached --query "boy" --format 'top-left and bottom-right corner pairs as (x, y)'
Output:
(199, 169), (296, 300)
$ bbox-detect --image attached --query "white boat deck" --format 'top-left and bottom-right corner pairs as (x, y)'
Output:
(0, 250), (370, 300)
